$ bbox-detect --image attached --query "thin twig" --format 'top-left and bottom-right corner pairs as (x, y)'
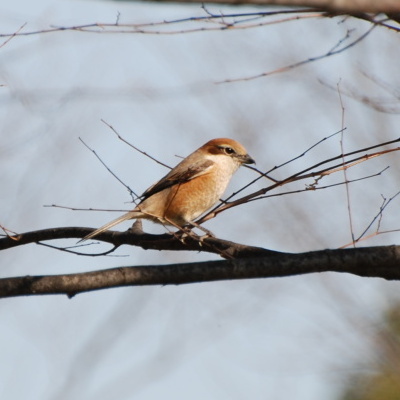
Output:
(217, 22), (377, 84)
(43, 204), (130, 213)
(222, 128), (347, 204)
(37, 241), (123, 257)
(0, 225), (19, 239)
(198, 141), (400, 224)
(0, 22), (26, 49)
(337, 80), (356, 246)
(79, 137), (139, 200)
(101, 119), (171, 170)
(355, 190), (400, 243)
(251, 167), (389, 202)
(0, 10), (322, 38)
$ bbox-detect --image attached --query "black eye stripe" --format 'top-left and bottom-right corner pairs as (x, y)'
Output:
(220, 146), (235, 155)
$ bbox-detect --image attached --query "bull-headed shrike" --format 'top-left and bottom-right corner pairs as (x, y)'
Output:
(81, 138), (255, 241)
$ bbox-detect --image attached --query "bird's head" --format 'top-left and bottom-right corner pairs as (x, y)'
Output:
(201, 138), (255, 165)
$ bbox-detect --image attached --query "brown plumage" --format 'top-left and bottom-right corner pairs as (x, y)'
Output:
(80, 138), (254, 241)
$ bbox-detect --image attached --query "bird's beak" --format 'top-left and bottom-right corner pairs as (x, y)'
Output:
(240, 154), (256, 165)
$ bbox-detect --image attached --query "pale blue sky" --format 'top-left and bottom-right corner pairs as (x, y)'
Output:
(1, 1), (400, 399)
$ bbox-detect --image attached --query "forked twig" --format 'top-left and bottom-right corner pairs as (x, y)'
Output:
(0, 23), (26, 49)
(38, 241), (123, 257)
(79, 137), (139, 200)
(340, 190), (400, 248)
(101, 119), (171, 169)
(217, 23), (377, 84)
(198, 139), (400, 224)
(228, 128), (346, 202)
(0, 10), (323, 38)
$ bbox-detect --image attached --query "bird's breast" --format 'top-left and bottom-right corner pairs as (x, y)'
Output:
(163, 169), (233, 225)
(138, 158), (238, 226)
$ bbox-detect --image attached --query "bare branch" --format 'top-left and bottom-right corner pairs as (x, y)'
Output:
(135, 0), (400, 14)
(43, 204), (130, 213)
(0, 8), (397, 42)
(0, 226), (279, 260)
(79, 137), (140, 200)
(1, 245), (400, 298)
(321, 72), (400, 114)
(217, 22), (377, 83)
(340, 190), (400, 248)
(101, 119), (172, 169)
(37, 241), (122, 257)
(337, 81), (356, 246)
(198, 139), (400, 224)
(0, 23), (26, 50)
(0, 10), (322, 38)
(253, 167), (389, 201)
(228, 128), (346, 201)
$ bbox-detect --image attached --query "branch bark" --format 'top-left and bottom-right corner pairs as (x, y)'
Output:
(1, 245), (400, 298)
(135, 0), (400, 13)
(0, 226), (280, 258)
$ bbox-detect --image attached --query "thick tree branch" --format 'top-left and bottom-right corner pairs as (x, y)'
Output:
(134, 0), (400, 13)
(1, 245), (400, 298)
(0, 226), (280, 258)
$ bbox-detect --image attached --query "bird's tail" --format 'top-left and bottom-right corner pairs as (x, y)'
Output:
(79, 212), (139, 242)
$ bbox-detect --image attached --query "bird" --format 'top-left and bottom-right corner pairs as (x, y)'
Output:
(80, 138), (255, 241)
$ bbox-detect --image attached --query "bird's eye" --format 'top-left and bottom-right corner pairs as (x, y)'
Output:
(224, 147), (235, 155)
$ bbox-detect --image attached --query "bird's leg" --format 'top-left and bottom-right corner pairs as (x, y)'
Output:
(163, 219), (232, 258)
(187, 221), (215, 238)
(163, 218), (202, 243)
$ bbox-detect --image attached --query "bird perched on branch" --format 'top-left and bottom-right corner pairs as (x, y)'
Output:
(81, 138), (255, 241)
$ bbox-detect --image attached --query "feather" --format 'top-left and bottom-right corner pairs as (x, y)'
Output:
(79, 212), (139, 242)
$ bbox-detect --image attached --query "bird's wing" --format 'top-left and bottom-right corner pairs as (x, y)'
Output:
(141, 159), (214, 200)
